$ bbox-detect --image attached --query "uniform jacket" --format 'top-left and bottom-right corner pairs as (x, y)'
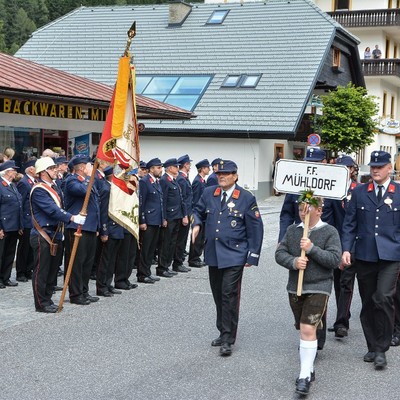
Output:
(206, 172), (218, 187)
(30, 180), (72, 240)
(0, 178), (23, 232)
(176, 171), (193, 216)
(17, 174), (35, 229)
(63, 173), (100, 232)
(192, 174), (206, 208)
(160, 173), (185, 220)
(139, 174), (164, 226)
(193, 184), (264, 268)
(342, 180), (400, 262)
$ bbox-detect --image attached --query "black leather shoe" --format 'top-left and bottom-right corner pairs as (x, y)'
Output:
(97, 291), (113, 297)
(374, 352), (387, 369)
(310, 371), (315, 382)
(16, 275), (28, 282)
(156, 271), (174, 278)
(53, 286), (63, 292)
(84, 294), (99, 303)
(363, 351), (375, 362)
(109, 288), (122, 294)
(335, 327), (348, 338)
(390, 336), (400, 346)
(36, 305), (57, 313)
(138, 276), (155, 284)
(4, 280), (18, 287)
(128, 283), (138, 289)
(149, 275), (160, 281)
(0, 281), (5, 289)
(211, 337), (222, 347)
(219, 343), (232, 356)
(70, 297), (91, 305)
(167, 269), (178, 275)
(327, 326), (335, 332)
(189, 261), (204, 268)
(114, 284), (130, 290)
(295, 377), (311, 395)
(173, 265), (190, 273)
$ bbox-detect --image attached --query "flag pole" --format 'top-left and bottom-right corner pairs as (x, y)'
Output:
(296, 203), (310, 296)
(58, 23), (136, 313)
(58, 160), (99, 312)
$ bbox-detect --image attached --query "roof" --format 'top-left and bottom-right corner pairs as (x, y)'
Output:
(16, 0), (360, 136)
(0, 52), (193, 120)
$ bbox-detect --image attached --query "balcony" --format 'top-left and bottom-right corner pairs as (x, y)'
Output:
(328, 9), (400, 28)
(362, 59), (400, 78)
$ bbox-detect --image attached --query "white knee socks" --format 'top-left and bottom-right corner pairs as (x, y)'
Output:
(299, 339), (317, 379)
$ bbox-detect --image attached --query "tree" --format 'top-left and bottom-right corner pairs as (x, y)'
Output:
(316, 83), (378, 154)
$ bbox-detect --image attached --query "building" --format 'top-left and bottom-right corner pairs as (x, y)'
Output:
(314, 0), (400, 169)
(0, 52), (193, 163)
(16, 0), (364, 197)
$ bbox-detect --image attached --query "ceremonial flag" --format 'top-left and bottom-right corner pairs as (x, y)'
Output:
(97, 55), (140, 240)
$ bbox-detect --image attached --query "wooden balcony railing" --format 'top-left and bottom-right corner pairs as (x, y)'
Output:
(362, 59), (400, 77)
(328, 9), (400, 27)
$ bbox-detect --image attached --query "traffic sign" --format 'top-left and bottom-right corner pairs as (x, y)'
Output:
(307, 133), (321, 146)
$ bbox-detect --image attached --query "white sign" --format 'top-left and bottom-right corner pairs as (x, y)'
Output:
(273, 159), (350, 200)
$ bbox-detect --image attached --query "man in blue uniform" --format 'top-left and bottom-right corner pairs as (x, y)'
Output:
(137, 158), (164, 283)
(342, 150), (400, 370)
(30, 157), (85, 312)
(64, 155), (100, 305)
(192, 160), (264, 356)
(157, 158), (186, 278)
(188, 159), (210, 268)
(206, 158), (221, 187)
(173, 154), (193, 273)
(15, 158), (37, 282)
(0, 160), (23, 288)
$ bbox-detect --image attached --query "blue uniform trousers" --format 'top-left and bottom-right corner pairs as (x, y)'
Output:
(157, 219), (180, 272)
(209, 265), (244, 345)
(137, 225), (160, 279)
(334, 264), (356, 330)
(0, 231), (19, 283)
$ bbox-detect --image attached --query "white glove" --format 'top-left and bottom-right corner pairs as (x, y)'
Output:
(73, 214), (86, 225)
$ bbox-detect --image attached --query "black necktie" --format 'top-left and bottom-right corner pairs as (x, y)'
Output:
(377, 185), (383, 202)
(221, 191), (227, 208)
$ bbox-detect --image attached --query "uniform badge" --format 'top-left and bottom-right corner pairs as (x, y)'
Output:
(384, 198), (393, 210)
(227, 201), (235, 211)
(231, 220), (237, 228)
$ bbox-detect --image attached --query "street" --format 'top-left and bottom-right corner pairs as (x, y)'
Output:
(0, 195), (399, 400)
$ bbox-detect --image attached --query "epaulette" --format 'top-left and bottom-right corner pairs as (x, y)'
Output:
(232, 189), (240, 199)
(213, 187), (221, 196)
(367, 183), (374, 192)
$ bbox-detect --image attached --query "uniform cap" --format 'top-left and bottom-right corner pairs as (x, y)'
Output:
(139, 160), (147, 169)
(55, 156), (68, 165)
(103, 166), (113, 177)
(336, 155), (355, 167)
(35, 157), (56, 174)
(368, 150), (391, 166)
(23, 159), (37, 170)
(0, 160), (20, 172)
(177, 154), (192, 165)
(211, 158), (222, 166)
(146, 158), (163, 168)
(215, 159), (238, 173)
(70, 154), (91, 166)
(195, 159), (210, 169)
(163, 158), (179, 168)
(304, 147), (326, 162)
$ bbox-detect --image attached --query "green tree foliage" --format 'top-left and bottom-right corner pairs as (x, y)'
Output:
(316, 83), (378, 154)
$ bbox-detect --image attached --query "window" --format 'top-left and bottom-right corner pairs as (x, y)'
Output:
(383, 91), (388, 117)
(333, 48), (341, 67)
(334, 0), (350, 10)
(136, 75), (212, 111)
(206, 10), (229, 25)
(391, 96), (395, 119)
(221, 74), (262, 88)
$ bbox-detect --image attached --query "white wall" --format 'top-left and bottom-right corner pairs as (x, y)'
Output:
(314, 1), (391, 12)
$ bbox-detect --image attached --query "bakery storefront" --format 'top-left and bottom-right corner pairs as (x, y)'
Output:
(0, 52), (192, 166)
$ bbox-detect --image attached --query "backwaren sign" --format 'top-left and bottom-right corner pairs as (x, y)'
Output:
(273, 159), (349, 200)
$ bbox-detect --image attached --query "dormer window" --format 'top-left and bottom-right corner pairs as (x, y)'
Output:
(206, 10), (229, 25)
(221, 74), (262, 88)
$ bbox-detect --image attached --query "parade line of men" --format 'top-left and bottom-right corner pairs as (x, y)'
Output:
(1, 147), (400, 398)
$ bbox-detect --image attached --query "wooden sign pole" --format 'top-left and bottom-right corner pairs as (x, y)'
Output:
(296, 204), (310, 296)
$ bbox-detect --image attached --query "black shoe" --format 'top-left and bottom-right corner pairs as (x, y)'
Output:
(156, 271), (174, 278)
(89, 274), (97, 280)
(109, 288), (122, 294)
(16, 275), (28, 282)
(129, 283), (138, 289)
(114, 284), (131, 290)
(57, 268), (63, 277)
(173, 265), (190, 273)
(295, 377), (311, 395)
(138, 276), (155, 284)
(310, 371), (315, 382)
(4, 280), (18, 287)
(97, 291), (114, 297)
(0, 281), (5, 289)
(189, 261), (204, 268)
(211, 337), (222, 347)
(327, 326), (335, 332)
(70, 297), (91, 305)
(84, 294), (99, 303)
(219, 343), (232, 356)
(53, 286), (63, 292)
(149, 275), (160, 281)
(183, 250), (189, 257)
(152, 258), (158, 265)
(335, 327), (348, 338)
(374, 352), (387, 369)
(36, 305), (57, 313)
(390, 336), (400, 346)
(363, 351), (375, 363)
(167, 269), (178, 275)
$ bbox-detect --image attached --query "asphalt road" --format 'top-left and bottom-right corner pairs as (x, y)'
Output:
(0, 195), (399, 400)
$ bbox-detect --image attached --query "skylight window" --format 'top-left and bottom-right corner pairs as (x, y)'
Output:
(207, 10), (229, 24)
(136, 75), (213, 111)
(221, 74), (262, 89)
